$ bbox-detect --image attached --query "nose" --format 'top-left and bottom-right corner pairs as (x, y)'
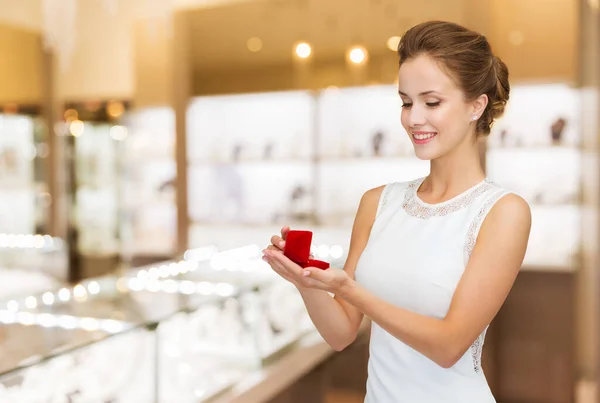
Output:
(406, 104), (427, 127)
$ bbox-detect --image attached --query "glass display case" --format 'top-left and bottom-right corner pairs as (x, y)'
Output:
(186, 85), (429, 249)
(0, 114), (39, 235)
(0, 234), (67, 297)
(0, 246), (315, 402)
(121, 107), (177, 260)
(73, 122), (122, 256)
(485, 83), (582, 268)
(315, 85), (430, 226)
(187, 90), (316, 227)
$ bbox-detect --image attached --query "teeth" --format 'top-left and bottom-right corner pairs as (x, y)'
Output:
(413, 133), (436, 140)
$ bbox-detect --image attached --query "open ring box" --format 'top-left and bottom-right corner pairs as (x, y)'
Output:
(283, 230), (330, 270)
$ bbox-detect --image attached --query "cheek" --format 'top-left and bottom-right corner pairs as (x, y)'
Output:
(400, 109), (410, 130)
(428, 107), (460, 132)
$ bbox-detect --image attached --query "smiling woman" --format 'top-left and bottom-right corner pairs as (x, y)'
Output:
(264, 20), (531, 403)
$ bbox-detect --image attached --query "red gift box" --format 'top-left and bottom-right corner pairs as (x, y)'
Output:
(283, 230), (330, 270)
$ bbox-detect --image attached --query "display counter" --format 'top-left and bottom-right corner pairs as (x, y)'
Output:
(0, 233), (578, 403)
(0, 248), (320, 402)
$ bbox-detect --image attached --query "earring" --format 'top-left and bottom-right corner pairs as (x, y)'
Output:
(472, 116), (478, 121)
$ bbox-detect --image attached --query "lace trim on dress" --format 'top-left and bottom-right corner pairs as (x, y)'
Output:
(464, 189), (510, 374)
(402, 178), (495, 219)
(470, 328), (488, 374)
(463, 189), (511, 266)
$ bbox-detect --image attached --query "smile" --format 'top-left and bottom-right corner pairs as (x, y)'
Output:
(411, 131), (437, 144)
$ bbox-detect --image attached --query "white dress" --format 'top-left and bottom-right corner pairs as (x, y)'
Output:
(354, 176), (511, 403)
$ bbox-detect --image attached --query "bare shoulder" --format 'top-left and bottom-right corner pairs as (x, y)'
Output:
(477, 192), (532, 257)
(343, 185), (387, 275)
(486, 193), (531, 229)
(355, 185), (387, 222)
(360, 185), (387, 208)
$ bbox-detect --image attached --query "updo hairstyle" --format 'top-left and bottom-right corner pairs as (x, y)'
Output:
(397, 21), (510, 136)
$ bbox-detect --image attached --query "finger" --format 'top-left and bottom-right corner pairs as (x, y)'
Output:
(301, 266), (331, 282)
(281, 226), (290, 240)
(263, 255), (298, 286)
(270, 235), (285, 250)
(266, 250), (303, 277)
(266, 245), (280, 252)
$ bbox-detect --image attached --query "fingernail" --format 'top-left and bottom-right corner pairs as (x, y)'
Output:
(303, 270), (310, 277)
(262, 256), (268, 261)
(279, 241), (285, 248)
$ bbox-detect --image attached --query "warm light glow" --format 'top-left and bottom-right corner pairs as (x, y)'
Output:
(42, 292), (55, 305)
(69, 120), (84, 137)
(58, 288), (71, 302)
(330, 245), (344, 259)
(588, 0), (599, 11)
(348, 46), (368, 64)
(106, 101), (125, 118)
(25, 296), (37, 309)
(73, 284), (87, 301)
(109, 125), (128, 141)
(386, 36), (401, 51)
(87, 281), (100, 295)
(247, 37), (263, 52)
(295, 42), (312, 59)
(508, 30), (525, 46)
(64, 108), (78, 121)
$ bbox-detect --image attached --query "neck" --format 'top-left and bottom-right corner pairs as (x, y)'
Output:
(425, 139), (485, 193)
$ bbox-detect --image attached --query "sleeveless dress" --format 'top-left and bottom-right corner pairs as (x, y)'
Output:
(354, 176), (511, 403)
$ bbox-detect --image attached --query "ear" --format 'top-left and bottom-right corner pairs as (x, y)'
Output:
(471, 94), (488, 119)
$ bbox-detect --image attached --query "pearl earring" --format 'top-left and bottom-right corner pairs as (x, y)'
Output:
(472, 116), (478, 121)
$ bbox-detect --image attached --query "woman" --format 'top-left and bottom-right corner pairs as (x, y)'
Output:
(263, 20), (531, 402)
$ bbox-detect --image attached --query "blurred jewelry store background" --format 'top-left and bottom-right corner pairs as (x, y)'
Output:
(0, 0), (598, 402)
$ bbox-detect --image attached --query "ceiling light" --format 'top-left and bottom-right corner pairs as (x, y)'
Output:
(295, 42), (312, 59)
(69, 120), (84, 137)
(106, 100), (124, 118)
(386, 36), (401, 51)
(348, 46), (368, 64)
(246, 37), (263, 52)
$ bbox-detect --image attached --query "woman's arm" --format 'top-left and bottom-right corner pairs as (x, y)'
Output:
(264, 186), (385, 351)
(336, 193), (531, 367)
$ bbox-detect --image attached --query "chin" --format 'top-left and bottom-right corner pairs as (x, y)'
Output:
(413, 147), (441, 161)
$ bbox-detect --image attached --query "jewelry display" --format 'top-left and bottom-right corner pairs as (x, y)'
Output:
(0, 235), (68, 282)
(0, 114), (38, 235)
(0, 236), (331, 403)
(187, 90), (315, 227)
(121, 107), (177, 256)
(488, 83), (581, 148)
(317, 85), (416, 159)
(0, 327), (154, 403)
(187, 91), (315, 164)
(73, 122), (121, 256)
(486, 83), (582, 267)
(0, 267), (61, 301)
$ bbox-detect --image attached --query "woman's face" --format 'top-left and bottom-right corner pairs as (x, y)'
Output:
(397, 54), (484, 161)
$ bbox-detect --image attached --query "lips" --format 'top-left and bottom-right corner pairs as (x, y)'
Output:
(411, 131), (437, 144)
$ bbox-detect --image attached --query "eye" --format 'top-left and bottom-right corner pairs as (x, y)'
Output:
(426, 101), (441, 108)
(401, 103), (413, 109)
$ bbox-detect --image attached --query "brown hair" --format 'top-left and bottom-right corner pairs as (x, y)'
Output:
(397, 21), (509, 136)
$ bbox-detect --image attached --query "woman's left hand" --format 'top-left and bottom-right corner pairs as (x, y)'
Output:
(263, 249), (352, 295)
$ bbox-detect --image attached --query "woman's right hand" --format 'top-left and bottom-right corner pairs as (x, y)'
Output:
(264, 226), (301, 287)
(267, 225), (290, 253)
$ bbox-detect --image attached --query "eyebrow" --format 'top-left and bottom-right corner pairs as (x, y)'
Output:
(398, 90), (439, 96)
